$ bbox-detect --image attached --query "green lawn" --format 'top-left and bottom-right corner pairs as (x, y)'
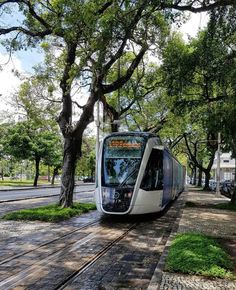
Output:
(165, 233), (235, 279)
(185, 201), (236, 212)
(0, 180), (52, 187)
(213, 202), (236, 211)
(2, 202), (97, 222)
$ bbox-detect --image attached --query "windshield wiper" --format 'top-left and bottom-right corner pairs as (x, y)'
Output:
(118, 167), (138, 188)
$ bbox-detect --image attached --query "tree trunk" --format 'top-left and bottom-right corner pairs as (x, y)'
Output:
(58, 94), (97, 207)
(48, 166), (50, 182)
(33, 157), (40, 187)
(197, 161), (203, 187)
(193, 166), (197, 185)
(197, 167), (203, 187)
(111, 122), (119, 133)
(59, 138), (77, 207)
(203, 171), (211, 191)
(231, 157), (236, 204)
(51, 166), (60, 185)
(231, 186), (236, 204)
(111, 111), (119, 132)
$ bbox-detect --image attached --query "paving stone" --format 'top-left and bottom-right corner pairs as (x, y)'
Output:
(149, 189), (236, 290)
(160, 273), (236, 290)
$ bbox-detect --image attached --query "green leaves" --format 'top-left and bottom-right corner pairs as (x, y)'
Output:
(2, 121), (62, 164)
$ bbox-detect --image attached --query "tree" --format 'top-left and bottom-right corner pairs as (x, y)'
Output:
(0, 123), (11, 180)
(8, 76), (63, 185)
(1, 0), (235, 207)
(161, 6), (236, 198)
(43, 138), (63, 185)
(3, 121), (61, 186)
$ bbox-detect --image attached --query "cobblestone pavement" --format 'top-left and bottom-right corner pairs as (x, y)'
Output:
(160, 272), (236, 290)
(62, 200), (184, 290)
(149, 187), (236, 290)
(0, 194), (184, 289)
(0, 210), (102, 264)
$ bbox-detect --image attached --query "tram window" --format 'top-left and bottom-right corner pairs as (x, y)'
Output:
(103, 158), (140, 186)
(102, 136), (146, 187)
(141, 149), (163, 191)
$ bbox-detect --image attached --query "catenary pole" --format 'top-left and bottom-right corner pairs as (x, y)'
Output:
(216, 132), (221, 196)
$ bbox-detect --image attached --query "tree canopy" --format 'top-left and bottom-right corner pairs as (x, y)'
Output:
(1, 0), (236, 206)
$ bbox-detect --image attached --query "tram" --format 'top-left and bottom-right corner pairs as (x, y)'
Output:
(94, 132), (185, 215)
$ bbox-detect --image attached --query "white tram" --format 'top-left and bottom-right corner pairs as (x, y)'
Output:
(94, 132), (185, 215)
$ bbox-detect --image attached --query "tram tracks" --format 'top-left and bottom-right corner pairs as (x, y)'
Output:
(55, 222), (138, 290)
(0, 219), (100, 266)
(0, 220), (139, 290)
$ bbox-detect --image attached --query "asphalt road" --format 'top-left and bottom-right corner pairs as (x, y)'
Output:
(0, 184), (95, 202)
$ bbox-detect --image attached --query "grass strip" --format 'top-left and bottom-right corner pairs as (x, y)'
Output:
(0, 180), (51, 186)
(2, 202), (96, 222)
(185, 201), (236, 212)
(165, 233), (235, 279)
(185, 201), (199, 208)
(213, 202), (236, 211)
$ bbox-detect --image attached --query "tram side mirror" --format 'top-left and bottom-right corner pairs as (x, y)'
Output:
(153, 145), (164, 150)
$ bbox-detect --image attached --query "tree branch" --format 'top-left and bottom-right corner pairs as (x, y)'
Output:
(0, 26), (52, 37)
(170, 134), (185, 149)
(24, 0), (51, 30)
(72, 101), (85, 110)
(102, 1), (147, 73)
(102, 44), (148, 94)
(96, 1), (113, 15)
(163, 0), (236, 13)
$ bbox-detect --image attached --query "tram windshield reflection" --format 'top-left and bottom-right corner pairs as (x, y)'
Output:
(102, 136), (146, 187)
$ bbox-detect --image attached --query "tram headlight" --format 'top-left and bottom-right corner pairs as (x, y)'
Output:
(127, 192), (132, 198)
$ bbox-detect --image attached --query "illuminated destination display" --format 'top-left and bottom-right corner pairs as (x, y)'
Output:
(108, 140), (141, 149)
(104, 136), (145, 158)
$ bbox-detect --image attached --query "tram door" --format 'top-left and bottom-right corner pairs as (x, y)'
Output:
(163, 150), (173, 206)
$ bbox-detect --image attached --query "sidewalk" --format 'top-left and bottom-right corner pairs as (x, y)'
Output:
(149, 187), (236, 290)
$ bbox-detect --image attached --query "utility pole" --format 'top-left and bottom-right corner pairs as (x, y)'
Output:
(95, 101), (100, 175)
(216, 132), (221, 196)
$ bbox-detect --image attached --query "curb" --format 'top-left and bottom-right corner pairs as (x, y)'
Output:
(147, 193), (187, 290)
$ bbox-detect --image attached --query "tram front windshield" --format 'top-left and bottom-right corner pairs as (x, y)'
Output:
(102, 136), (146, 187)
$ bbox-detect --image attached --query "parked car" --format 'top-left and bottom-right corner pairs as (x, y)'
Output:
(209, 180), (217, 191)
(83, 177), (95, 183)
(220, 180), (233, 197)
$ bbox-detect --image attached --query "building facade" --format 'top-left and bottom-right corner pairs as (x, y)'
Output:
(212, 152), (235, 181)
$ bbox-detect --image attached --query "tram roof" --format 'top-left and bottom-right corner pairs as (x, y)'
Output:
(104, 132), (184, 166)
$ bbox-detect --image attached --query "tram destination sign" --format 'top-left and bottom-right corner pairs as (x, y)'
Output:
(108, 139), (141, 149)
(105, 136), (145, 158)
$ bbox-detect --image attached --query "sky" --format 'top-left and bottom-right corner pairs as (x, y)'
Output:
(179, 12), (209, 42)
(0, 12), (208, 118)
